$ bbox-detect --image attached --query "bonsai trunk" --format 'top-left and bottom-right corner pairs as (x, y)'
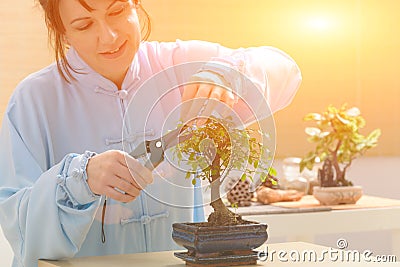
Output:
(207, 154), (244, 225)
(319, 157), (351, 187)
(330, 140), (352, 186)
(331, 150), (346, 185)
(319, 158), (335, 187)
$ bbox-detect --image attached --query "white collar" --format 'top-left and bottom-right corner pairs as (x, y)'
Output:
(65, 46), (141, 93)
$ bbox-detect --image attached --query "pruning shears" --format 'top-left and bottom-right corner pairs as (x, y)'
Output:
(129, 126), (191, 170)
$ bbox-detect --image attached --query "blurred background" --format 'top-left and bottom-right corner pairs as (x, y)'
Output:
(1, 0), (399, 158)
(0, 0), (399, 265)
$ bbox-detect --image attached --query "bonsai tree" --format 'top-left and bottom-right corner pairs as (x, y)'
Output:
(172, 116), (276, 226)
(300, 103), (381, 187)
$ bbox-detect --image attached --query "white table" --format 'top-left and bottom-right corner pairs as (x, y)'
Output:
(39, 241), (397, 266)
(33, 195), (400, 266)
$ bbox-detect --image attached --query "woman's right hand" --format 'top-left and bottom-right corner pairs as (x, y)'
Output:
(86, 150), (154, 202)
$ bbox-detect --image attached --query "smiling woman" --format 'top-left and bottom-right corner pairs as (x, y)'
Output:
(59, 0), (141, 87)
(39, 0), (149, 87)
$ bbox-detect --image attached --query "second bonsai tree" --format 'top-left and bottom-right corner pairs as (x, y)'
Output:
(300, 103), (381, 187)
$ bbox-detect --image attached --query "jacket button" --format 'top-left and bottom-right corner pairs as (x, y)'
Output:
(140, 215), (151, 225)
(118, 90), (128, 99)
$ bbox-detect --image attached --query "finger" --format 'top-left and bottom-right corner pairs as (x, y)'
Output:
(180, 83), (198, 122)
(122, 155), (154, 188)
(221, 90), (236, 108)
(189, 84), (213, 124)
(110, 177), (141, 198)
(198, 86), (224, 121)
(113, 159), (143, 189)
(104, 186), (136, 203)
(220, 90), (236, 118)
(181, 83), (198, 103)
(129, 170), (153, 190)
(183, 83), (212, 124)
(182, 98), (209, 127)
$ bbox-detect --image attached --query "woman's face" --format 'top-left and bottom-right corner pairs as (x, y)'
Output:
(59, 0), (141, 85)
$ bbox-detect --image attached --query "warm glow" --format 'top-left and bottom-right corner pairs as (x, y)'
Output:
(1, 0), (399, 157)
(306, 16), (334, 31)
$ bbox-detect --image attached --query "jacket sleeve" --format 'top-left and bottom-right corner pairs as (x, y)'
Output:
(0, 101), (101, 266)
(150, 39), (302, 114)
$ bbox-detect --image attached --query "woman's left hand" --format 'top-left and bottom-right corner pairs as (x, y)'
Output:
(180, 82), (236, 124)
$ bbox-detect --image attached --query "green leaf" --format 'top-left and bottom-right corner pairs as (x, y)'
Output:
(336, 113), (350, 125)
(367, 129), (381, 144)
(268, 166), (277, 177)
(346, 107), (360, 117)
(319, 131), (330, 138)
(253, 160), (259, 169)
(355, 142), (366, 151)
(305, 127), (321, 137)
(304, 113), (322, 121)
(240, 173), (247, 181)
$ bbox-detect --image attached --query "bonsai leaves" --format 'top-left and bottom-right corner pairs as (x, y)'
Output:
(300, 103), (381, 186)
(172, 116), (274, 186)
(171, 116), (275, 225)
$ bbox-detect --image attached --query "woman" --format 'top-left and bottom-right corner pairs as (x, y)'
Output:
(0, 0), (302, 266)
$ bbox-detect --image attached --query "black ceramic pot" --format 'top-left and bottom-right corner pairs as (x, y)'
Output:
(172, 221), (268, 266)
(172, 221), (268, 253)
